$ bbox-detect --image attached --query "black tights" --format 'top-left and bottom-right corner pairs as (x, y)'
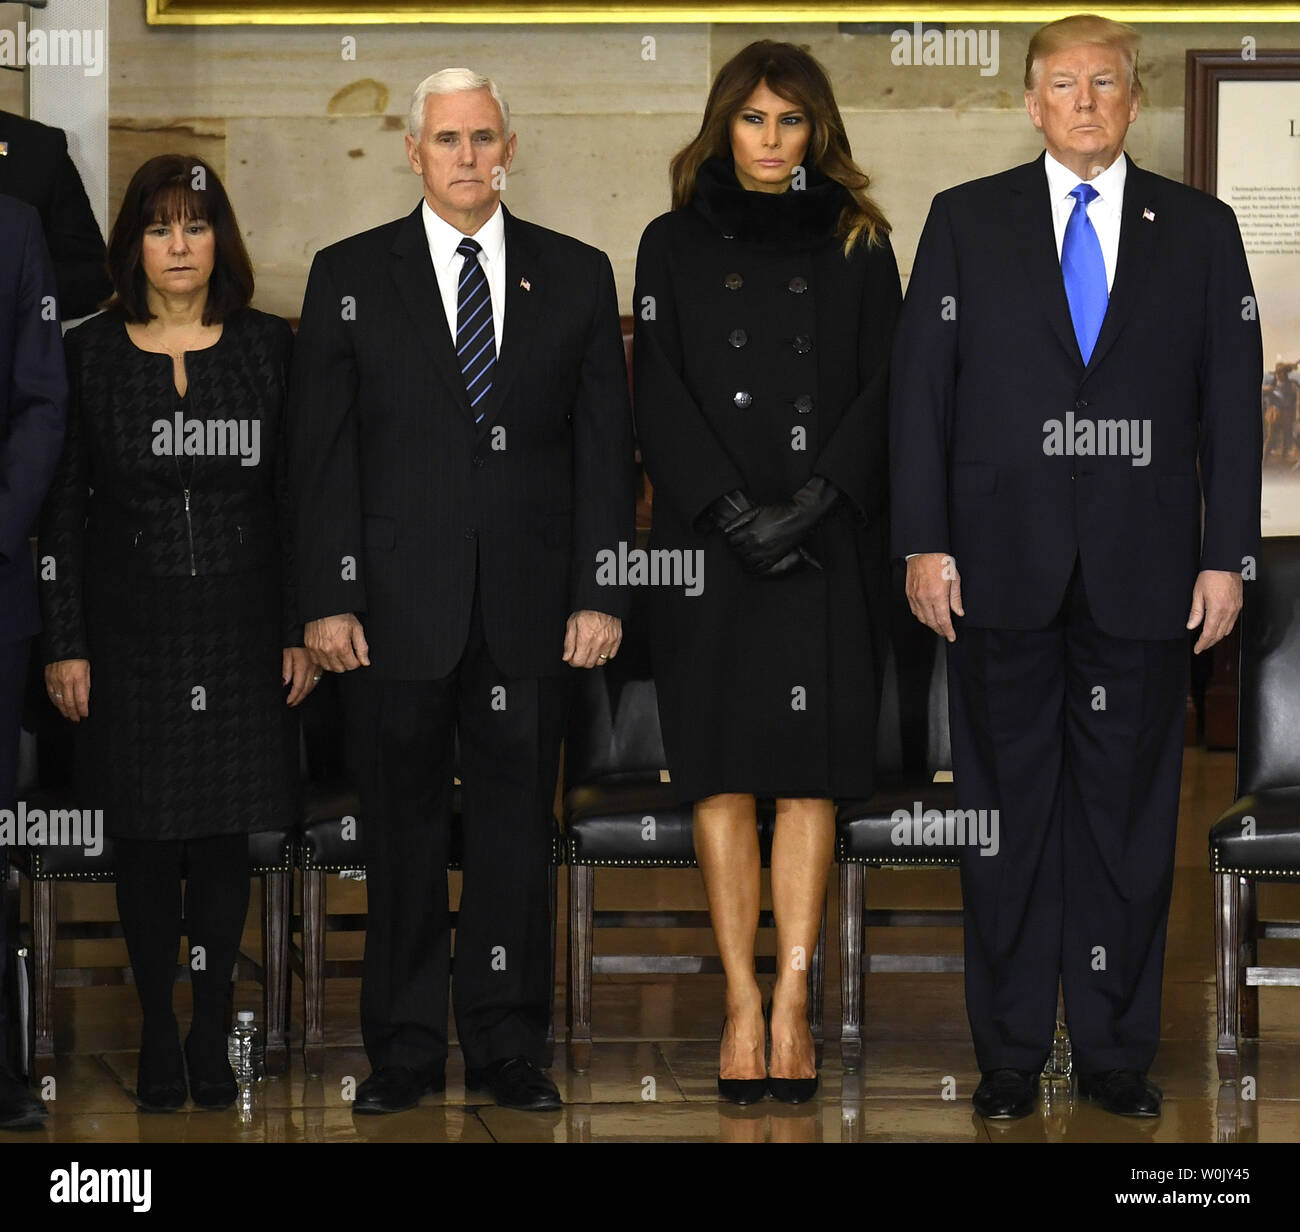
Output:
(114, 835), (249, 1051)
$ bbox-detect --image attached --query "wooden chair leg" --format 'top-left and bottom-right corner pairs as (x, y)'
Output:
(1239, 875), (1259, 1040)
(839, 862), (864, 1072)
(1214, 870), (1241, 1081)
(261, 870), (289, 1077)
(808, 899), (827, 1067)
(3, 861), (31, 1079)
(566, 863), (593, 1073)
(302, 868), (325, 1076)
(33, 879), (55, 1061)
(543, 862), (557, 1069)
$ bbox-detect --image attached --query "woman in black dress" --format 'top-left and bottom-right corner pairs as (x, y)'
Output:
(38, 155), (316, 1110)
(634, 41), (900, 1102)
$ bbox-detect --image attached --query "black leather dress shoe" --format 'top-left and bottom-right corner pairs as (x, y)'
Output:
(972, 1068), (1038, 1119)
(353, 1066), (446, 1114)
(1079, 1069), (1162, 1117)
(466, 1057), (562, 1110)
(0, 1066), (47, 1130)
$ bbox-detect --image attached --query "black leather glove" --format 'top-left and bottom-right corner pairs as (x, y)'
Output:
(699, 489), (817, 575)
(723, 476), (838, 574)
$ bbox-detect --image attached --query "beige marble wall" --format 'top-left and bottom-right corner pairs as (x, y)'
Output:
(6, 2), (1299, 314)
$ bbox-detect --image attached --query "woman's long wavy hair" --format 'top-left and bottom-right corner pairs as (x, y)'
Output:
(669, 40), (889, 255)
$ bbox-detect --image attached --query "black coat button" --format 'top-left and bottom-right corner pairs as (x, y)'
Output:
(724, 273), (743, 290)
(464, 527), (477, 539)
(794, 394), (814, 414)
(728, 329), (747, 348)
(788, 275), (808, 293)
(1075, 398), (1088, 409)
(793, 335), (812, 354)
(473, 456), (485, 468)
(733, 391), (752, 409)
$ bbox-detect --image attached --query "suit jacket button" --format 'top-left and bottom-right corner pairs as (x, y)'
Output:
(794, 394), (814, 414)
(733, 390), (752, 408)
(473, 456), (486, 468)
(464, 527), (477, 539)
(1075, 398), (1088, 409)
(793, 335), (812, 354)
(724, 273), (744, 290)
(788, 275), (808, 293)
(728, 329), (747, 348)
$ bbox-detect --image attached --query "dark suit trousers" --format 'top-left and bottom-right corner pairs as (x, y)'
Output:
(341, 569), (569, 1075)
(0, 635), (31, 1058)
(947, 559), (1186, 1073)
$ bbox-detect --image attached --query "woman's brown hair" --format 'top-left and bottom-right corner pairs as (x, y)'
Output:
(106, 154), (254, 324)
(669, 40), (889, 255)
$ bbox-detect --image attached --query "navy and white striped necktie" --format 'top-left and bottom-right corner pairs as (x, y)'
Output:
(455, 237), (495, 422)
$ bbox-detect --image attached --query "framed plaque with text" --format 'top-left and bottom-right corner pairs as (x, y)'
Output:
(1187, 49), (1300, 537)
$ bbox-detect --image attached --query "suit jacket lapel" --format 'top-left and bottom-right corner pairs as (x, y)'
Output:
(1083, 155), (1161, 378)
(472, 203), (540, 436)
(1010, 154), (1082, 367)
(389, 202), (473, 419)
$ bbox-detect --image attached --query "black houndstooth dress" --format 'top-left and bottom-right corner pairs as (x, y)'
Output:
(37, 306), (301, 840)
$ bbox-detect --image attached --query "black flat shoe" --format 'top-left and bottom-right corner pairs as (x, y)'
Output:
(353, 1066), (446, 1114)
(0, 1065), (48, 1129)
(184, 1034), (237, 1110)
(466, 1057), (561, 1110)
(717, 1015), (766, 1105)
(1079, 1069), (1162, 1117)
(136, 1027), (186, 1112)
(972, 1068), (1037, 1119)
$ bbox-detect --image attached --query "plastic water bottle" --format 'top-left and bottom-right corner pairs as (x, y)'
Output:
(227, 1010), (266, 1086)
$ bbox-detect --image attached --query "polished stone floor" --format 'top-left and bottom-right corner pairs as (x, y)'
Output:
(5, 748), (1299, 1143)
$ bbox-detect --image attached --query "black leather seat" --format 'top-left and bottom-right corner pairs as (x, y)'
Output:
(1209, 536), (1300, 1079)
(291, 676), (561, 1074)
(3, 721), (295, 1074)
(835, 579), (962, 1070)
(562, 601), (823, 1073)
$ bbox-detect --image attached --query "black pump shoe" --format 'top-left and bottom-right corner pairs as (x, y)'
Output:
(717, 1015), (767, 1105)
(765, 1002), (819, 1104)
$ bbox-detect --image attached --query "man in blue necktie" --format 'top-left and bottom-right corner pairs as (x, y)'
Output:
(891, 14), (1261, 1119)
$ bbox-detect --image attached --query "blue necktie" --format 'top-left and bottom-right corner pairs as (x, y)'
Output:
(1061, 183), (1107, 363)
(455, 237), (495, 422)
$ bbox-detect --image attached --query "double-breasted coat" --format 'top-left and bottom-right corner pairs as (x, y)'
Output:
(633, 155), (901, 802)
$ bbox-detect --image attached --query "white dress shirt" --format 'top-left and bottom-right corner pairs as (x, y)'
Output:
(421, 197), (505, 353)
(1044, 148), (1126, 293)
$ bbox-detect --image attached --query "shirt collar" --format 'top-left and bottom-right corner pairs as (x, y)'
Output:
(1044, 148), (1127, 209)
(420, 197), (505, 271)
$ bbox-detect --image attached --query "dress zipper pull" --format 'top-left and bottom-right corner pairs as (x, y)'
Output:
(183, 488), (197, 576)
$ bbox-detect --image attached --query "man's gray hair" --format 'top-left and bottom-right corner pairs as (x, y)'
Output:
(408, 68), (511, 141)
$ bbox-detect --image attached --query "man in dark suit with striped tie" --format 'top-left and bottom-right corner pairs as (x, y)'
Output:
(288, 68), (634, 1113)
(0, 194), (67, 1128)
(890, 15), (1261, 1120)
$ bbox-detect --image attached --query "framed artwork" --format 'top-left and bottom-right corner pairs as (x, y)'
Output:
(1187, 49), (1300, 535)
(145, 2), (1300, 26)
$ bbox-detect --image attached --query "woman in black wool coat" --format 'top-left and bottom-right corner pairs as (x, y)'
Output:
(633, 40), (900, 1104)
(38, 155), (318, 1111)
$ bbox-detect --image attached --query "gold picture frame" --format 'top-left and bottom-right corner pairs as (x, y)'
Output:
(144, 2), (1300, 26)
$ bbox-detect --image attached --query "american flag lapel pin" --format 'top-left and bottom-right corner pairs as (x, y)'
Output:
(520, 276), (531, 291)
(1142, 207), (1155, 222)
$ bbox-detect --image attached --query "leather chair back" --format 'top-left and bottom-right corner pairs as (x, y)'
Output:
(1236, 535), (1300, 796)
